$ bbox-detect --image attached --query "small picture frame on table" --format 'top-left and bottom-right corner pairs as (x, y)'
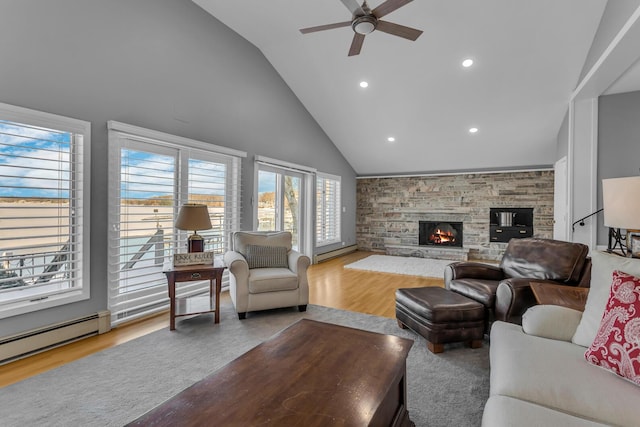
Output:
(629, 233), (640, 258)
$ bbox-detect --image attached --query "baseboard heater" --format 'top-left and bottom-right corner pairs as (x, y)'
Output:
(314, 245), (358, 263)
(0, 311), (111, 365)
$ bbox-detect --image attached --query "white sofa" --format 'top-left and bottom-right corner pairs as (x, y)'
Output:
(482, 251), (640, 426)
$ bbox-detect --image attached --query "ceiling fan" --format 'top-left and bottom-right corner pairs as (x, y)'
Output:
(299, 0), (423, 56)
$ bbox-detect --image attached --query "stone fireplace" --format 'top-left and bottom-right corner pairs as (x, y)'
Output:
(356, 170), (555, 261)
(419, 221), (463, 247)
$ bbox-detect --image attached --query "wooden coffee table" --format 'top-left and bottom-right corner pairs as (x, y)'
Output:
(127, 319), (415, 426)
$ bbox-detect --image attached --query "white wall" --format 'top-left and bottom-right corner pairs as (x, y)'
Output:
(0, 0), (356, 337)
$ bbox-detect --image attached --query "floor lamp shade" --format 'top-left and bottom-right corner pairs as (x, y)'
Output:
(175, 204), (212, 252)
(602, 177), (640, 230)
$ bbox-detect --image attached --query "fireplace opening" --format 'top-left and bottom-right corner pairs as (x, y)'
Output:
(419, 221), (463, 247)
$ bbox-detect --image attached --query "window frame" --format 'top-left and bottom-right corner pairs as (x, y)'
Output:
(107, 121), (244, 325)
(316, 172), (342, 247)
(0, 102), (91, 319)
(254, 156), (316, 258)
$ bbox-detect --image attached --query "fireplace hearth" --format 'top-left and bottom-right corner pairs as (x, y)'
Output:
(419, 221), (463, 247)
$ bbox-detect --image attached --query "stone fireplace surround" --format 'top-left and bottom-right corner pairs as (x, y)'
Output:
(356, 170), (554, 261)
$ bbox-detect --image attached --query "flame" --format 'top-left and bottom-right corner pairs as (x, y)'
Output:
(430, 228), (456, 244)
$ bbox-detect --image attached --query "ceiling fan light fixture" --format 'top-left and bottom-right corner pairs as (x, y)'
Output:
(352, 15), (377, 35)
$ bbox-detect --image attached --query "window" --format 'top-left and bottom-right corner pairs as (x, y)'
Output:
(0, 102), (90, 319)
(255, 156), (315, 257)
(316, 173), (341, 246)
(108, 122), (243, 325)
(256, 166), (303, 250)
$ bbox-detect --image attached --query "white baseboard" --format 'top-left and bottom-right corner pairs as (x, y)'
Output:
(314, 245), (358, 263)
(0, 310), (111, 364)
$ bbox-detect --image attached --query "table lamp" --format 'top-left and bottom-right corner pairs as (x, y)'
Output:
(175, 203), (212, 253)
(603, 176), (640, 256)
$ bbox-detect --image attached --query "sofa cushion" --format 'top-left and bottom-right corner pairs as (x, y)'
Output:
(585, 270), (640, 386)
(499, 238), (588, 283)
(573, 251), (640, 347)
(248, 268), (298, 293)
(490, 321), (640, 426)
(482, 395), (610, 427)
(244, 244), (288, 269)
(522, 305), (583, 342)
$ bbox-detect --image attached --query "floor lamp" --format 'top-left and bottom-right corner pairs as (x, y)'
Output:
(603, 177), (640, 257)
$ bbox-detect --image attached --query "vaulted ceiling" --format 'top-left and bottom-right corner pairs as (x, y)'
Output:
(193, 0), (608, 176)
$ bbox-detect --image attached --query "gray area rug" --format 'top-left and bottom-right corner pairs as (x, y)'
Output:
(0, 302), (489, 426)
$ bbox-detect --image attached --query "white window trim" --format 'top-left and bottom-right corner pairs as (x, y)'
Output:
(316, 172), (342, 247)
(0, 102), (91, 319)
(107, 121), (245, 325)
(254, 156), (315, 258)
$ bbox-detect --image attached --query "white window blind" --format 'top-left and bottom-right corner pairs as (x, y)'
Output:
(0, 102), (90, 319)
(316, 173), (341, 246)
(107, 122), (243, 326)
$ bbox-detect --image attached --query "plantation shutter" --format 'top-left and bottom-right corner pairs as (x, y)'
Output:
(108, 141), (178, 324)
(107, 122), (244, 326)
(0, 105), (90, 319)
(316, 173), (341, 246)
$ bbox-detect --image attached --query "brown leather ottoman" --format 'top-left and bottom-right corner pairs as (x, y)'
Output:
(396, 286), (485, 353)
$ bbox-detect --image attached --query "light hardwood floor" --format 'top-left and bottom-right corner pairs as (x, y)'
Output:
(0, 251), (443, 388)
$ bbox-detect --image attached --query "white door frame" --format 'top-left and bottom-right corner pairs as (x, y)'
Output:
(553, 156), (569, 241)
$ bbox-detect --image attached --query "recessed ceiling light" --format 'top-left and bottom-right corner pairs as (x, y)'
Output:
(469, 127), (478, 133)
(360, 81), (369, 88)
(462, 59), (474, 68)
(387, 137), (396, 142)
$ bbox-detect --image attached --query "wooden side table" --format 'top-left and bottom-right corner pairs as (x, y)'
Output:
(530, 282), (590, 312)
(164, 264), (226, 331)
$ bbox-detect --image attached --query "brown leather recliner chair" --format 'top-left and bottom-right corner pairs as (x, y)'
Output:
(444, 238), (591, 331)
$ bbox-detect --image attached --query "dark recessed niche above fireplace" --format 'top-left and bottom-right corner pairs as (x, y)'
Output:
(419, 221), (463, 247)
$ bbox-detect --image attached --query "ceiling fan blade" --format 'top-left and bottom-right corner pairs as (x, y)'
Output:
(348, 33), (365, 56)
(300, 21), (351, 34)
(372, 0), (413, 19)
(376, 20), (423, 41)
(340, 0), (365, 16)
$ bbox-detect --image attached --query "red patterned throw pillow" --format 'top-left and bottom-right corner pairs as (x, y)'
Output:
(585, 270), (640, 386)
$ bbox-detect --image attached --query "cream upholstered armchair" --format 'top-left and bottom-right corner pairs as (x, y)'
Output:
(223, 231), (310, 319)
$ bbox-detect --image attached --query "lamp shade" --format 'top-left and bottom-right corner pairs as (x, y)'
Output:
(602, 177), (640, 229)
(175, 203), (212, 231)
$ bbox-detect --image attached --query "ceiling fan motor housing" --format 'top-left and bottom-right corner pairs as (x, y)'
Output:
(352, 15), (377, 34)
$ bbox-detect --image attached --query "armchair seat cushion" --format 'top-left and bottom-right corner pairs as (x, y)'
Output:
(448, 279), (499, 307)
(248, 268), (298, 293)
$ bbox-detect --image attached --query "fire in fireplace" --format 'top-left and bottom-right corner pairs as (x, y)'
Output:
(419, 221), (463, 247)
